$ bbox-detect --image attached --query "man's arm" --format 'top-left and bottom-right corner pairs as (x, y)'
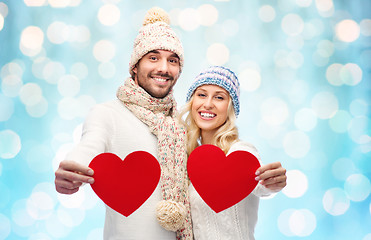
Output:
(54, 103), (114, 194)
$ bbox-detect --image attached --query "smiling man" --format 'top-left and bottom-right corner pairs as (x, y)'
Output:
(132, 49), (180, 98)
(54, 7), (192, 240)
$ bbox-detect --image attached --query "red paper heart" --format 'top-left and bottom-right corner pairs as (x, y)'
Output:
(188, 144), (260, 213)
(89, 152), (161, 217)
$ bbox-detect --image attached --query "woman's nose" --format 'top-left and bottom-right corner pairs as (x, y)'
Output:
(203, 97), (214, 109)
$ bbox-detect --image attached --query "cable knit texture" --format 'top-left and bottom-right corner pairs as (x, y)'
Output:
(190, 141), (277, 240)
(117, 78), (192, 240)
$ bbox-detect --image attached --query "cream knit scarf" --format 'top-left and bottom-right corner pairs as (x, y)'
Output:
(116, 78), (192, 240)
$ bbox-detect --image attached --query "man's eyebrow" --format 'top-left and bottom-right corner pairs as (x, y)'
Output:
(170, 53), (180, 59)
(147, 50), (180, 59)
(148, 50), (160, 54)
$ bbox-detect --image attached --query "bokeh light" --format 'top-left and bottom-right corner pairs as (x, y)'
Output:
(329, 110), (352, 133)
(281, 14), (304, 36)
(98, 4), (121, 26)
(197, 4), (218, 26)
(336, 19), (360, 43)
(311, 91), (339, 119)
(1, 1), (370, 239)
(0, 14), (4, 31)
(278, 208), (316, 237)
(323, 188), (350, 216)
(0, 94), (14, 121)
(0, 130), (21, 159)
(282, 170), (308, 198)
(331, 157), (358, 181)
(294, 108), (317, 132)
(93, 40), (116, 62)
(261, 97), (289, 126)
(239, 68), (261, 92)
(360, 19), (371, 36)
(259, 5), (276, 22)
(20, 26), (44, 56)
(179, 8), (200, 31)
(0, 213), (11, 239)
(58, 75), (80, 97)
(206, 43), (230, 65)
(19, 83), (43, 106)
(344, 174), (371, 202)
(296, 0), (312, 7)
(283, 131), (311, 158)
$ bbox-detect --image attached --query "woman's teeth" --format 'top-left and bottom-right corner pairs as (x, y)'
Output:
(200, 112), (215, 118)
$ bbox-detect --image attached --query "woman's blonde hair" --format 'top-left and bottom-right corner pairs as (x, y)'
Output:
(178, 94), (239, 155)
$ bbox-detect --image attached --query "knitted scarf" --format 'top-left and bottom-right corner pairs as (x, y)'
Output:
(116, 78), (192, 240)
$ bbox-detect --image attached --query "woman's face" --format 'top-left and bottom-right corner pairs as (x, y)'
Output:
(191, 84), (230, 135)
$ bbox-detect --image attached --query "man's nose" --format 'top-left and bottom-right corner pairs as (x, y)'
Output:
(156, 59), (169, 74)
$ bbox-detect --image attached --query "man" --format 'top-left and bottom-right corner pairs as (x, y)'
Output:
(54, 7), (192, 240)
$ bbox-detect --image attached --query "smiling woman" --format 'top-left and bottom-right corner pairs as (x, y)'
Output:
(179, 66), (287, 240)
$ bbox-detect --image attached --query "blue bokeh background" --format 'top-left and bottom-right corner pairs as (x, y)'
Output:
(0, 0), (370, 239)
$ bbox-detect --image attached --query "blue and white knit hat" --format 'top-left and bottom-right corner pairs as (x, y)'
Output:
(186, 66), (240, 116)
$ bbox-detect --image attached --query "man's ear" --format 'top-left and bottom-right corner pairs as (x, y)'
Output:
(133, 66), (137, 74)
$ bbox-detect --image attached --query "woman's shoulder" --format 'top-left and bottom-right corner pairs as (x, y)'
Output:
(228, 141), (257, 152)
(228, 141), (260, 160)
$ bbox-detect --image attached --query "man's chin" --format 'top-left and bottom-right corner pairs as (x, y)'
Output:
(147, 89), (171, 99)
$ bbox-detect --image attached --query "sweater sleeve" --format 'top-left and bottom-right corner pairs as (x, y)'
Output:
(228, 141), (277, 197)
(64, 103), (115, 166)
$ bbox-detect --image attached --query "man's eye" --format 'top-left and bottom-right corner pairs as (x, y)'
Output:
(169, 58), (179, 63)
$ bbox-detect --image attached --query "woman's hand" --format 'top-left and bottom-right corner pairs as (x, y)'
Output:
(255, 162), (287, 192)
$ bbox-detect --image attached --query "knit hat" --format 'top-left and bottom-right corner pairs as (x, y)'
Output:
(186, 66), (240, 116)
(129, 7), (184, 76)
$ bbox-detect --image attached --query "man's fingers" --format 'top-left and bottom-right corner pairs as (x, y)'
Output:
(55, 178), (83, 190)
(54, 160), (95, 195)
(55, 185), (80, 195)
(55, 169), (94, 184)
(59, 160), (94, 176)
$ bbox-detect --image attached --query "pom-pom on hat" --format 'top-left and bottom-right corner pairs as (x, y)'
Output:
(129, 7), (184, 76)
(186, 66), (240, 116)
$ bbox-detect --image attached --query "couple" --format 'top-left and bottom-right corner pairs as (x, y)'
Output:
(54, 7), (286, 240)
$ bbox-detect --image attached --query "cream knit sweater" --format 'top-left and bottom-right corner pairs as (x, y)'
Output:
(65, 99), (176, 240)
(189, 141), (276, 240)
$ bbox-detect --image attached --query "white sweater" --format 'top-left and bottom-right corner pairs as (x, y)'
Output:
(65, 99), (176, 240)
(189, 141), (275, 240)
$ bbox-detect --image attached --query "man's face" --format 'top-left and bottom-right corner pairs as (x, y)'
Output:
(133, 49), (181, 98)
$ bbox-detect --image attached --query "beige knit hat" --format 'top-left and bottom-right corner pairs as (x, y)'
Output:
(129, 7), (184, 76)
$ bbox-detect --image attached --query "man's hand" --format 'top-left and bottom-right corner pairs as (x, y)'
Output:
(255, 162), (287, 191)
(55, 160), (95, 194)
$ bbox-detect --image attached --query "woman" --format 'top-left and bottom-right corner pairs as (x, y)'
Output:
(179, 66), (287, 240)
